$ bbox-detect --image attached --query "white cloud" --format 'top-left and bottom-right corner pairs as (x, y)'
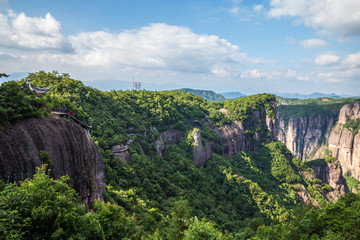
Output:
(315, 54), (341, 66)
(229, 7), (240, 16)
(253, 4), (264, 13)
(286, 36), (296, 44)
(240, 69), (265, 79)
(211, 65), (231, 77)
(325, 78), (343, 83)
(268, 0), (360, 36)
(286, 69), (297, 77)
(0, 19), (265, 78)
(343, 52), (360, 68)
(67, 23), (255, 75)
(299, 38), (327, 48)
(0, 11), (73, 52)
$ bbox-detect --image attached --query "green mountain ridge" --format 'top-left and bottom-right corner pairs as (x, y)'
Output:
(1, 71), (360, 239)
(178, 88), (226, 102)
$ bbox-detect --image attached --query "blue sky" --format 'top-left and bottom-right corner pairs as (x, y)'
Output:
(1, 0), (360, 95)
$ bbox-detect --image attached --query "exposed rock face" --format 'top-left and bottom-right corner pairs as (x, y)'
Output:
(277, 112), (337, 160)
(153, 129), (182, 156)
(111, 145), (130, 163)
(154, 136), (165, 156)
(328, 101), (360, 180)
(191, 129), (211, 168)
(162, 129), (182, 144)
(297, 184), (320, 207)
(218, 104), (278, 157)
(311, 161), (349, 201)
(0, 117), (105, 206)
(152, 103), (278, 166)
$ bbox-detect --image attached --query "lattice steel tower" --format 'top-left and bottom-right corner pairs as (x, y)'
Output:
(132, 77), (141, 90)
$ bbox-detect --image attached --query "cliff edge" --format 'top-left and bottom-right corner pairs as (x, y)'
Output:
(328, 101), (360, 181)
(0, 116), (105, 205)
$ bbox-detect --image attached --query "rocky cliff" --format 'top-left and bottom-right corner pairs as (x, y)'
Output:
(0, 116), (105, 205)
(277, 112), (337, 160)
(328, 101), (360, 181)
(153, 104), (278, 167)
(191, 128), (211, 168)
(311, 160), (349, 201)
(218, 104), (278, 157)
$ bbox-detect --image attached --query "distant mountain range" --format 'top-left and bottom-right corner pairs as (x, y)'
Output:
(178, 88), (226, 102)
(219, 92), (247, 99)
(177, 89), (357, 102)
(274, 92), (355, 99)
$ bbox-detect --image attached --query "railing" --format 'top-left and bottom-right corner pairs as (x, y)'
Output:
(112, 146), (129, 153)
(51, 109), (92, 129)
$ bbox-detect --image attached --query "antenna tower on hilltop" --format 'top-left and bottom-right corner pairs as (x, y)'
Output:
(132, 76), (141, 90)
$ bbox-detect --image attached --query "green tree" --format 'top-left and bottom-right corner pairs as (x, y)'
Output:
(0, 165), (99, 239)
(183, 217), (223, 240)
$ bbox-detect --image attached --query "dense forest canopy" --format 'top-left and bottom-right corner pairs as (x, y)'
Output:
(1, 71), (359, 239)
(277, 96), (359, 120)
(178, 88), (226, 102)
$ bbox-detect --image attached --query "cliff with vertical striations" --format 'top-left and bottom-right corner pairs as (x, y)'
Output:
(0, 116), (105, 206)
(218, 103), (278, 157)
(328, 101), (360, 181)
(277, 112), (337, 160)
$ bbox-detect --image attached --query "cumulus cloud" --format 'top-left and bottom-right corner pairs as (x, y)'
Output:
(315, 54), (341, 66)
(240, 69), (265, 79)
(268, 0), (360, 36)
(229, 7), (240, 16)
(0, 11), (73, 52)
(253, 4), (264, 13)
(0, 18), (266, 79)
(299, 38), (327, 48)
(343, 52), (360, 68)
(286, 36), (296, 45)
(68, 23), (252, 74)
(211, 65), (231, 77)
(297, 75), (309, 81)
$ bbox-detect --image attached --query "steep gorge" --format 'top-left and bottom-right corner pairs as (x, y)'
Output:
(0, 116), (105, 205)
(152, 103), (278, 167)
(277, 112), (337, 160)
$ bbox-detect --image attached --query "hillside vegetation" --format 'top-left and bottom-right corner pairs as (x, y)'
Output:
(278, 97), (359, 120)
(178, 88), (226, 102)
(0, 71), (359, 239)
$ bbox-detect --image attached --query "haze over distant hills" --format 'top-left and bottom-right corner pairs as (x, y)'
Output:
(274, 92), (356, 99)
(3, 72), (357, 100)
(178, 88), (226, 102)
(219, 92), (247, 99)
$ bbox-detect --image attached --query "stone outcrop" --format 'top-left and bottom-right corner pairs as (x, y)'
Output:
(311, 160), (349, 201)
(111, 145), (130, 163)
(277, 112), (337, 160)
(328, 101), (360, 181)
(0, 116), (105, 206)
(154, 136), (165, 156)
(297, 184), (321, 207)
(218, 104), (278, 157)
(162, 129), (182, 144)
(191, 129), (211, 168)
(152, 102), (278, 167)
(153, 129), (182, 156)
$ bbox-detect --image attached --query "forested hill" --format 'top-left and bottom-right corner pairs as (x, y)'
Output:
(178, 88), (226, 101)
(1, 71), (360, 239)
